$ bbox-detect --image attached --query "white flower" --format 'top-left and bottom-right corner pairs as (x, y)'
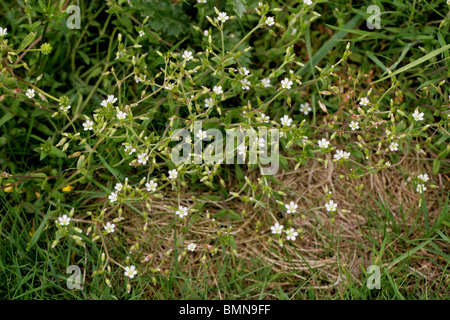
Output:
(135, 75), (146, 83)
(124, 265), (138, 279)
(104, 222), (116, 233)
(416, 184), (426, 194)
(256, 137), (265, 148)
(285, 201), (298, 214)
(108, 191), (118, 203)
(0, 27), (7, 37)
(239, 67), (250, 76)
(57, 215), (71, 226)
(260, 113), (270, 123)
(26, 89), (35, 99)
(389, 142), (398, 152)
(182, 50), (194, 61)
(303, 0), (313, 5)
(280, 115), (293, 127)
(213, 85), (223, 95)
(59, 105), (71, 113)
(139, 30), (145, 37)
(325, 200), (337, 212)
(124, 144), (136, 155)
(265, 17), (275, 26)
(412, 109), (424, 121)
(203, 30), (209, 36)
(197, 0), (207, 3)
(261, 78), (271, 87)
(176, 206), (189, 218)
(145, 180), (157, 192)
(334, 149), (350, 161)
(165, 83), (175, 91)
(271, 222), (284, 235)
(240, 79), (251, 90)
(137, 152), (149, 165)
(385, 161), (391, 167)
(281, 78), (293, 89)
(196, 130), (208, 141)
(205, 98), (214, 108)
(448, 0), (450, 5)
(117, 110), (127, 120)
(359, 97), (369, 106)
(114, 182), (123, 191)
(285, 228), (299, 241)
(187, 243), (197, 251)
(349, 121), (359, 131)
(83, 119), (94, 131)
(300, 102), (311, 115)
(318, 138), (330, 149)
(237, 144), (246, 157)
(168, 169), (178, 180)
(418, 174), (429, 183)
(217, 12), (229, 23)
(101, 95), (117, 107)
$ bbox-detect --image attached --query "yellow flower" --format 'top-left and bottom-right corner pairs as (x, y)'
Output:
(4, 184), (13, 193)
(62, 185), (74, 192)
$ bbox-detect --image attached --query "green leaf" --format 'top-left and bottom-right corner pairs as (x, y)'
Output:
(432, 158), (441, 175)
(227, 0), (248, 17)
(18, 32), (36, 51)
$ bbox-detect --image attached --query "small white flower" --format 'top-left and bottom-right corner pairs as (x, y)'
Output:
(135, 75), (146, 83)
(280, 115), (293, 127)
(117, 110), (127, 120)
(261, 78), (271, 87)
(349, 121), (359, 131)
(0, 27), (7, 37)
(168, 169), (178, 180)
(108, 191), (118, 203)
(217, 12), (229, 23)
(241, 79), (251, 90)
(124, 144), (136, 155)
(303, 0), (313, 5)
(318, 138), (330, 149)
(389, 142), (398, 152)
(359, 97), (369, 106)
(325, 200), (337, 212)
(418, 174), (429, 183)
(213, 85), (223, 95)
(59, 105), (71, 113)
(176, 206), (189, 218)
(203, 30), (209, 36)
(196, 130), (208, 141)
(145, 180), (157, 192)
(285, 201), (298, 214)
(260, 113), (270, 123)
(187, 243), (197, 251)
(300, 102), (312, 115)
(281, 78), (293, 89)
(334, 149), (350, 161)
(447, 0), (450, 5)
(237, 144), (246, 157)
(26, 89), (35, 99)
(256, 137), (265, 148)
(139, 30), (145, 37)
(285, 228), (299, 241)
(416, 184), (426, 194)
(239, 67), (250, 76)
(385, 161), (391, 167)
(271, 222), (284, 235)
(205, 98), (214, 108)
(412, 109), (424, 121)
(57, 215), (71, 226)
(197, 0), (207, 3)
(101, 95), (117, 107)
(114, 182), (123, 191)
(104, 222), (116, 233)
(182, 50), (194, 61)
(124, 265), (138, 279)
(83, 119), (94, 131)
(137, 152), (149, 165)
(265, 17), (275, 26)
(165, 83), (175, 91)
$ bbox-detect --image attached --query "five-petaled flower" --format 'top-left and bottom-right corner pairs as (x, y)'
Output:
(124, 265), (138, 279)
(285, 228), (299, 241)
(349, 121), (359, 131)
(318, 138), (330, 149)
(285, 201), (298, 214)
(187, 243), (197, 251)
(0, 27), (7, 37)
(104, 222), (116, 233)
(325, 200), (337, 212)
(26, 89), (35, 99)
(117, 110), (127, 120)
(412, 109), (424, 121)
(241, 79), (251, 90)
(57, 215), (71, 226)
(334, 149), (350, 161)
(108, 191), (118, 203)
(261, 78), (271, 87)
(416, 184), (426, 194)
(213, 85), (223, 95)
(418, 174), (429, 183)
(389, 142), (398, 152)
(196, 130), (208, 141)
(139, 30), (145, 37)
(145, 180), (157, 192)
(300, 102), (312, 115)
(137, 152), (149, 165)
(176, 206), (189, 218)
(359, 97), (369, 106)
(271, 222), (284, 235)
(265, 17), (275, 26)
(83, 119), (94, 131)
(168, 169), (178, 180)
(205, 98), (214, 109)
(280, 115), (293, 127)
(281, 78), (293, 89)
(217, 12), (229, 23)
(182, 50), (194, 61)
